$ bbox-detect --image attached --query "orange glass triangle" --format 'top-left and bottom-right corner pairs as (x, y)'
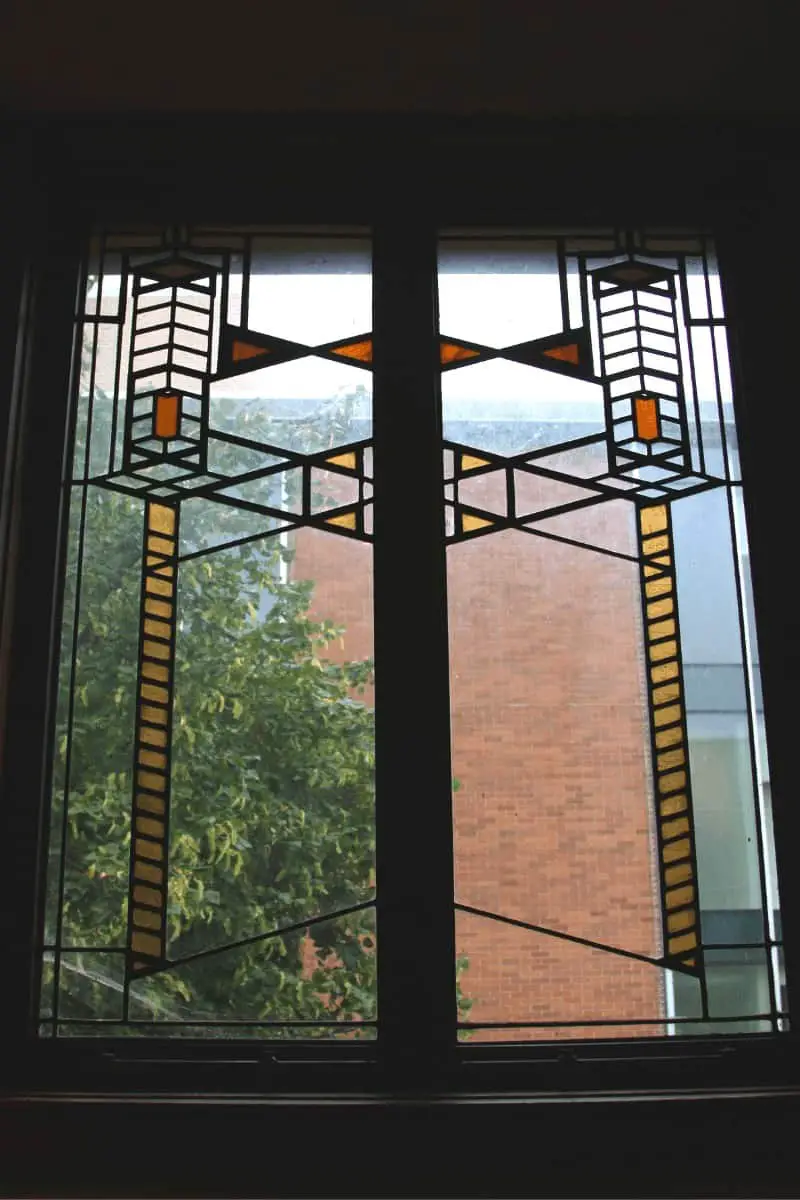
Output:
(461, 512), (494, 533)
(325, 510), (357, 530)
(441, 342), (481, 365)
(460, 453), (492, 472)
(330, 339), (373, 364)
(233, 340), (271, 363)
(543, 342), (580, 365)
(326, 452), (358, 471)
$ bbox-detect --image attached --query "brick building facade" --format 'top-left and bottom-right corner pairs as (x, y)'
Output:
(294, 471), (664, 1040)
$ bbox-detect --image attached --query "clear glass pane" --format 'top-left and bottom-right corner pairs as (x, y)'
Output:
(57, 951), (126, 1021)
(442, 359), (605, 456)
(53, 1021), (376, 1040)
(170, 530), (375, 962)
(209, 356), (371, 456)
(449, 528), (657, 962)
(128, 909), (376, 1035)
(39, 951), (56, 1020)
(248, 237), (372, 346)
(673, 488), (769, 921)
(50, 488), (142, 950)
(456, 909), (695, 1042)
(671, 947), (772, 1036)
(439, 240), (564, 348)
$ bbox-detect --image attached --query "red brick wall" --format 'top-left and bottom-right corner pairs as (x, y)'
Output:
(448, 514), (662, 1040)
(290, 524), (374, 688)
(291, 481), (664, 1039)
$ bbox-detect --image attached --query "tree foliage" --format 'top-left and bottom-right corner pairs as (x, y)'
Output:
(46, 368), (471, 1036)
(48, 381), (377, 1035)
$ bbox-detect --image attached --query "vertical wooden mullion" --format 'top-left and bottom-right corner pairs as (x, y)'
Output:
(372, 220), (456, 1080)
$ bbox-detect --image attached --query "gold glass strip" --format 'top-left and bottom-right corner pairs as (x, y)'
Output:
(127, 498), (180, 975)
(133, 884), (162, 908)
(638, 502), (702, 975)
(131, 931), (161, 956)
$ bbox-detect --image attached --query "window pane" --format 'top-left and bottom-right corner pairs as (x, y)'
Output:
(41, 229), (376, 1038)
(440, 230), (784, 1042)
(671, 947), (772, 1037)
(125, 910), (377, 1037)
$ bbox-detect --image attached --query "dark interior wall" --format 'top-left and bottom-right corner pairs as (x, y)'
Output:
(3, 5), (800, 1199)
(1, 0), (797, 118)
(3, 1094), (800, 1199)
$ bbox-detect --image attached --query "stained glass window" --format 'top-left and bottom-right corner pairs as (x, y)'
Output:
(40, 229), (376, 1038)
(439, 231), (785, 1040)
(34, 224), (787, 1050)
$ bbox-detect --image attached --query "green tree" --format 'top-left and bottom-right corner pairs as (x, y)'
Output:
(48, 378), (377, 1036)
(45, 365), (471, 1036)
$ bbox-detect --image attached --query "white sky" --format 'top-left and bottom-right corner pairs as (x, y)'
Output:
(94, 269), (731, 422)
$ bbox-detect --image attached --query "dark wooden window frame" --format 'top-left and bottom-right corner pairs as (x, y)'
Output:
(1, 117), (800, 1139)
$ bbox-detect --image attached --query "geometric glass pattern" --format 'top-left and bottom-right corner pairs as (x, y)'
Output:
(441, 229), (785, 1039)
(42, 228), (376, 1036)
(38, 224), (785, 1045)
(439, 328), (593, 378)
